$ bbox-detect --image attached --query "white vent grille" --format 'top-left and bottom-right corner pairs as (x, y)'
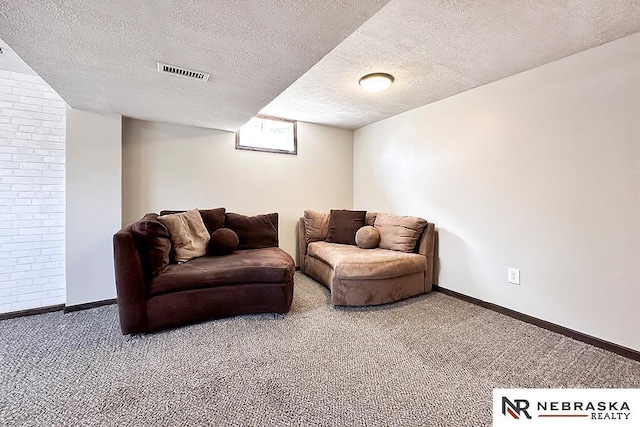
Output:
(157, 62), (210, 81)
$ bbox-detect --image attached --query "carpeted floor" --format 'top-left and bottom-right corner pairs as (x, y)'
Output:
(1, 272), (639, 426)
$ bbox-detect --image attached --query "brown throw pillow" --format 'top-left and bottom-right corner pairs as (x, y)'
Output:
(374, 213), (428, 252)
(355, 226), (380, 249)
(225, 212), (278, 250)
(131, 213), (171, 280)
(326, 209), (366, 245)
(303, 210), (329, 243)
(160, 208), (226, 234)
(157, 209), (210, 262)
(207, 228), (239, 255)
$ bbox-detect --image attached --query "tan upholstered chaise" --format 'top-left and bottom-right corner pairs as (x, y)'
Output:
(298, 212), (436, 306)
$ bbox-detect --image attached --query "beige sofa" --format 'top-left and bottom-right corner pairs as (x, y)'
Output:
(298, 212), (436, 306)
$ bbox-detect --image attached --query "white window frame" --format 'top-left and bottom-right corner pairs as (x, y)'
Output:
(235, 114), (297, 155)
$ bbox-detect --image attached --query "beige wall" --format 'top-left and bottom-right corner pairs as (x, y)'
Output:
(66, 108), (122, 306)
(354, 33), (640, 351)
(122, 119), (353, 261)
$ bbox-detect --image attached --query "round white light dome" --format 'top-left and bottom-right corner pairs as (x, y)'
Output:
(359, 73), (394, 92)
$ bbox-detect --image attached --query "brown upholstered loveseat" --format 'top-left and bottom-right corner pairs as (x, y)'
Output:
(299, 210), (436, 306)
(113, 209), (295, 334)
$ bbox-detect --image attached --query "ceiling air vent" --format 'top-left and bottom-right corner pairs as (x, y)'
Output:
(157, 62), (210, 81)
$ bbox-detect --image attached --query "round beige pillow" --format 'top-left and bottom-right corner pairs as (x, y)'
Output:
(355, 226), (380, 249)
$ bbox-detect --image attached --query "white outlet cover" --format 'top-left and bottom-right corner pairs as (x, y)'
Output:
(508, 268), (520, 285)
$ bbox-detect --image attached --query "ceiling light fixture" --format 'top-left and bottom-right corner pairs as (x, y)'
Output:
(359, 72), (394, 93)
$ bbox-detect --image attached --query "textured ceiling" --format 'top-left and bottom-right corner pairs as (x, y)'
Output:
(262, 0), (640, 129)
(0, 0), (389, 131)
(1, 1), (639, 131)
(0, 37), (36, 75)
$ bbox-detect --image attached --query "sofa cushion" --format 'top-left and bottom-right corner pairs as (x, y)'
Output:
(160, 208), (226, 234)
(355, 226), (380, 249)
(131, 213), (171, 280)
(307, 241), (426, 280)
(374, 213), (428, 253)
(225, 212), (278, 250)
(208, 228), (239, 255)
(326, 209), (366, 245)
(150, 248), (295, 296)
(303, 210), (329, 243)
(157, 209), (210, 262)
(365, 212), (377, 226)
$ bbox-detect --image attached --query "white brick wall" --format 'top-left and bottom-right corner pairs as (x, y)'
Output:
(0, 70), (66, 314)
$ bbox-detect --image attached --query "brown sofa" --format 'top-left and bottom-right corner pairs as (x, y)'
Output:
(113, 209), (295, 334)
(298, 211), (436, 306)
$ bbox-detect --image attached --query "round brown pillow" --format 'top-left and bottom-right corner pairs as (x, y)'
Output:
(355, 226), (380, 249)
(207, 228), (239, 255)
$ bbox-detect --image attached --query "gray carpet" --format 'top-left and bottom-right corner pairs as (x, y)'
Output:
(1, 272), (639, 426)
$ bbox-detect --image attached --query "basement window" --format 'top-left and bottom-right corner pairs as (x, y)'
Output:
(236, 115), (297, 155)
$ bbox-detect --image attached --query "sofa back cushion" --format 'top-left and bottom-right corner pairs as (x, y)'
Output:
(131, 213), (171, 281)
(365, 212), (377, 226)
(303, 210), (330, 243)
(157, 209), (210, 262)
(226, 212), (279, 250)
(159, 208), (225, 234)
(374, 213), (428, 253)
(326, 209), (366, 245)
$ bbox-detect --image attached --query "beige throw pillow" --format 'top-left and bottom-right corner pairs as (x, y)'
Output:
(157, 209), (210, 262)
(374, 213), (427, 253)
(303, 210), (329, 243)
(355, 226), (380, 249)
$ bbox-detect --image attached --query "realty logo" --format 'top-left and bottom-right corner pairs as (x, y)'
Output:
(494, 389), (640, 426)
(502, 397), (532, 420)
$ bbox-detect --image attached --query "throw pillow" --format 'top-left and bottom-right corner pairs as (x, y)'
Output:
(225, 212), (278, 250)
(131, 213), (171, 280)
(355, 226), (380, 249)
(325, 209), (366, 245)
(303, 210), (329, 243)
(207, 228), (239, 255)
(374, 213), (428, 253)
(157, 209), (210, 262)
(160, 207), (226, 234)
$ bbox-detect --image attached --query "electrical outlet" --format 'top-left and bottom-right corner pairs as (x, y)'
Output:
(508, 268), (520, 285)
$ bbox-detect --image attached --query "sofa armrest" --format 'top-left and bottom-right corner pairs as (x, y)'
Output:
(298, 217), (307, 272)
(417, 222), (436, 292)
(113, 228), (147, 334)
